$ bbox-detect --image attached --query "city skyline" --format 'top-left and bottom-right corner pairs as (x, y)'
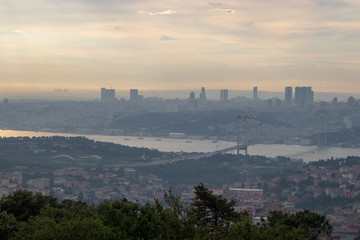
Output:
(1, 0), (360, 93)
(1, 87), (360, 102)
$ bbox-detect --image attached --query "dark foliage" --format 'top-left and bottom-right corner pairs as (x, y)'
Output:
(0, 187), (332, 240)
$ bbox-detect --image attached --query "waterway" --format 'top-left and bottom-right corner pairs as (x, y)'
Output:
(1, 129), (359, 163)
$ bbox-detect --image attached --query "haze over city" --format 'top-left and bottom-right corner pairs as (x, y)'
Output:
(1, 0), (360, 93)
(2, 1), (360, 239)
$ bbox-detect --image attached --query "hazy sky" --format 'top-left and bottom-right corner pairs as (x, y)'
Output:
(1, 0), (359, 93)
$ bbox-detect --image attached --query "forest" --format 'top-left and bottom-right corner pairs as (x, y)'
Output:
(0, 184), (331, 240)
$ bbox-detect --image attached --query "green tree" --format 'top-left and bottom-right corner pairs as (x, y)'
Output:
(57, 217), (108, 240)
(163, 190), (197, 239)
(191, 183), (240, 229)
(2, 187), (333, 240)
(0, 190), (58, 222)
(0, 210), (18, 239)
(290, 210), (332, 239)
(97, 196), (194, 240)
(226, 216), (261, 240)
(97, 198), (139, 238)
(12, 203), (110, 240)
(262, 222), (307, 240)
(12, 216), (58, 240)
(13, 215), (109, 240)
(264, 210), (332, 240)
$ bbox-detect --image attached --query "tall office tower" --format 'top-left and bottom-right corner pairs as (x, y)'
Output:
(101, 88), (115, 102)
(253, 87), (258, 101)
(189, 91), (195, 102)
(220, 89), (228, 103)
(295, 87), (314, 106)
(199, 87), (207, 106)
(284, 86), (292, 105)
(347, 96), (356, 107)
(332, 97), (338, 105)
(189, 91), (196, 108)
(130, 89), (139, 102)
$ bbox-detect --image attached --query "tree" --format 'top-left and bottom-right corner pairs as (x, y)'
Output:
(191, 183), (240, 229)
(291, 210), (332, 240)
(0, 210), (18, 239)
(226, 216), (261, 240)
(161, 190), (197, 239)
(0, 190), (58, 222)
(0, 188), (333, 240)
(13, 215), (109, 240)
(264, 210), (332, 240)
(13, 202), (110, 240)
(97, 198), (140, 236)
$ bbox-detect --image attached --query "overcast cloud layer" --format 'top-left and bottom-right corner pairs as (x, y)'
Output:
(1, 0), (359, 93)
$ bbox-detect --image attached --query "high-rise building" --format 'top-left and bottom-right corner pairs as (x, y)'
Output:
(332, 97), (338, 105)
(285, 87), (292, 105)
(253, 87), (258, 101)
(220, 89), (228, 104)
(166, 99), (180, 112)
(188, 91), (196, 108)
(295, 87), (314, 106)
(347, 96), (357, 107)
(199, 87), (207, 106)
(130, 89), (139, 102)
(101, 88), (115, 102)
(275, 98), (281, 107)
(189, 91), (195, 102)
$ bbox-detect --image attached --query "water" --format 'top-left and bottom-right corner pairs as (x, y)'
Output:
(1, 129), (359, 163)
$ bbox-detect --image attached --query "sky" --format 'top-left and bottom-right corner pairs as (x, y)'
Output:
(1, 0), (360, 93)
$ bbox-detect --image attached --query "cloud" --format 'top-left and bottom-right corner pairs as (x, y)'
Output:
(160, 35), (176, 40)
(13, 29), (26, 34)
(2, 0), (360, 93)
(208, 8), (236, 14)
(148, 10), (176, 16)
(208, 2), (222, 7)
(316, 0), (348, 7)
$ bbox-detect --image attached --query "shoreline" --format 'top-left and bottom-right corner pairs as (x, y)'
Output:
(1, 129), (360, 163)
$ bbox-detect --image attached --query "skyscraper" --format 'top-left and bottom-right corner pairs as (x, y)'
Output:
(199, 87), (207, 106)
(189, 91), (196, 108)
(130, 89), (139, 102)
(253, 87), (258, 101)
(332, 97), (338, 105)
(285, 86), (292, 105)
(220, 89), (228, 104)
(189, 91), (195, 102)
(101, 88), (115, 102)
(295, 87), (314, 106)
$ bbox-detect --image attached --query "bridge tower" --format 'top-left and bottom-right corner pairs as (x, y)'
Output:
(235, 115), (250, 155)
(318, 109), (328, 146)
